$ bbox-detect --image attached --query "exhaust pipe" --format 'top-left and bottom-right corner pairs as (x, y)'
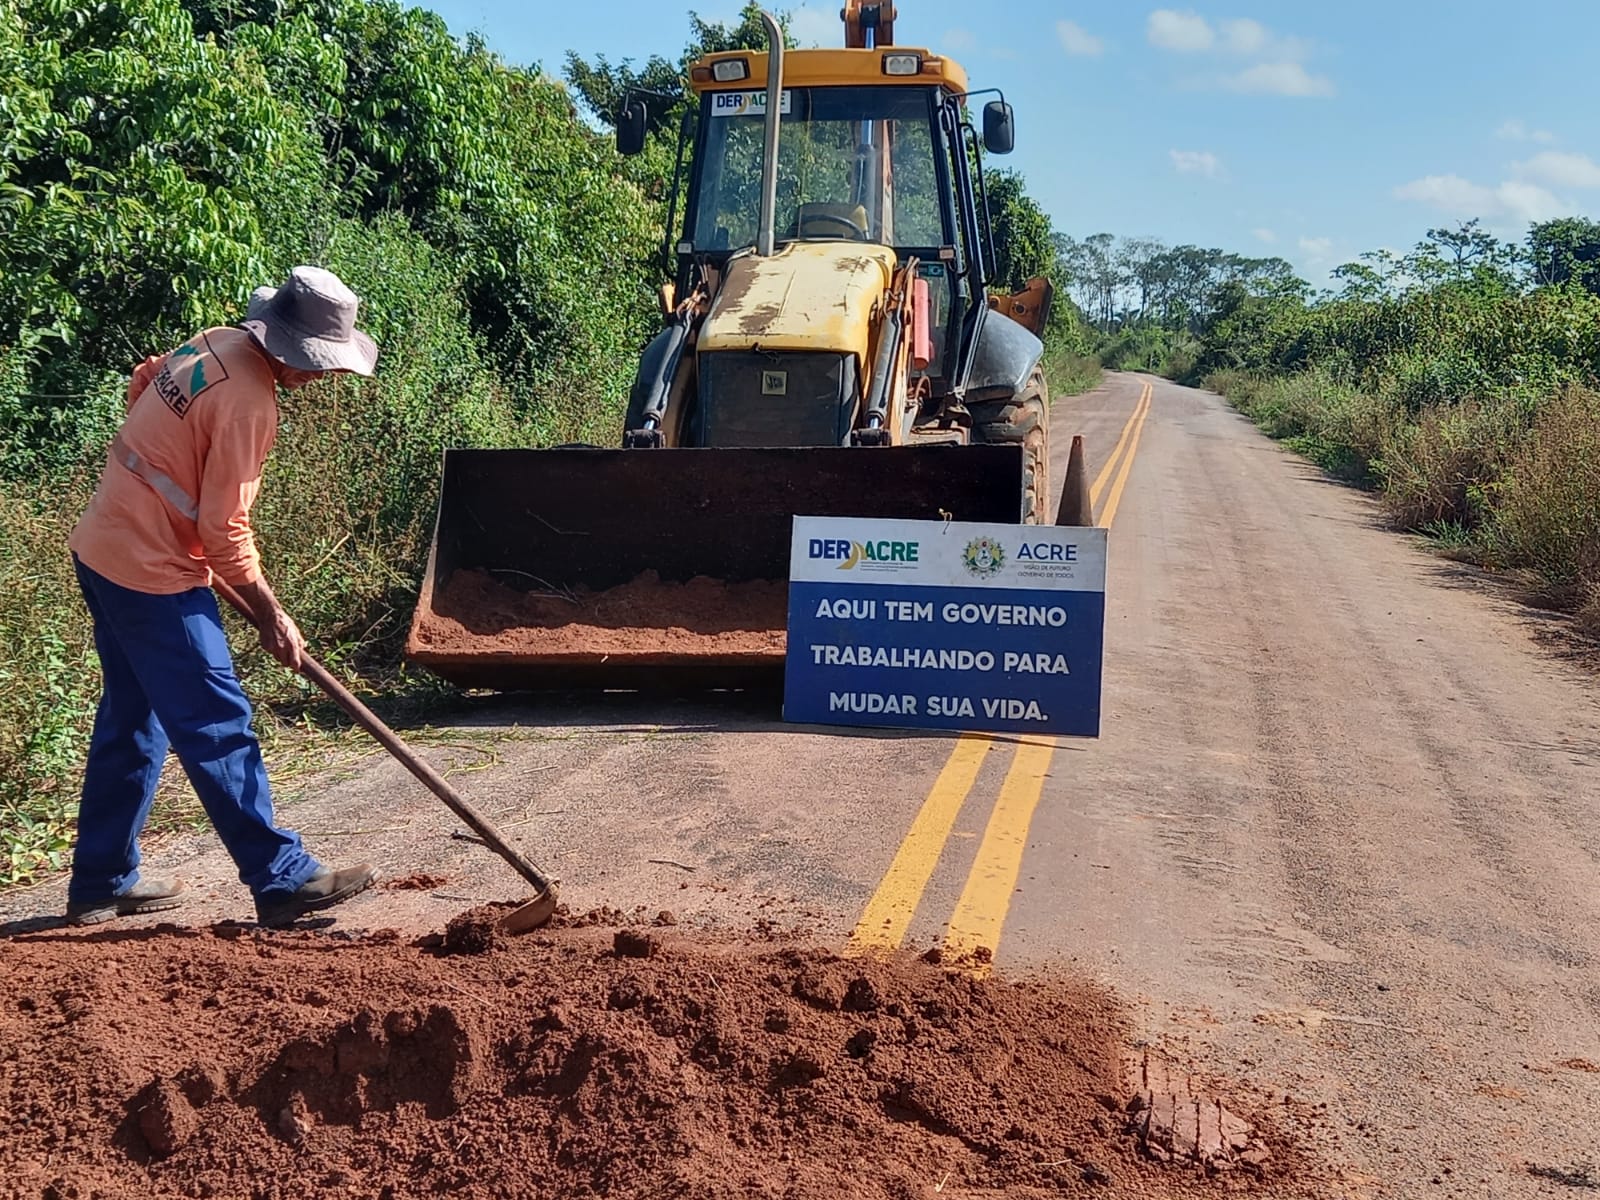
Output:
(755, 9), (783, 256)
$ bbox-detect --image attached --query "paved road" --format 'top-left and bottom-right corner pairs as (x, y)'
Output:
(6, 372), (1599, 1197)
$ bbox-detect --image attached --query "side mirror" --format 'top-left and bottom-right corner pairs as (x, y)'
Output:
(617, 101), (648, 156)
(982, 100), (1015, 155)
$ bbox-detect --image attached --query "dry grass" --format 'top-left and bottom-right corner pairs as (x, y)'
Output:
(1579, 587), (1600, 639)
(1491, 387), (1600, 584)
(1377, 400), (1522, 531)
(0, 475), (101, 881)
(1043, 343), (1102, 398)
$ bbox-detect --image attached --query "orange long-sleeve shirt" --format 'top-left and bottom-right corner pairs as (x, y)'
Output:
(70, 327), (280, 594)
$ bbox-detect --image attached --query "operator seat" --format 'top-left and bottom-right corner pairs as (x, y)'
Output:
(796, 202), (870, 240)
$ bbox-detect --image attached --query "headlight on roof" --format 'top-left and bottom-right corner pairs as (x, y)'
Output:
(712, 58), (751, 83)
(883, 53), (922, 76)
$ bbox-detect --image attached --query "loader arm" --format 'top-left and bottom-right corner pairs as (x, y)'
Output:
(842, 0), (896, 47)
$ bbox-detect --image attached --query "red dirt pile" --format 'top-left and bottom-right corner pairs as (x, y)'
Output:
(408, 569), (787, 662)
(0, 921), (1302, 1200)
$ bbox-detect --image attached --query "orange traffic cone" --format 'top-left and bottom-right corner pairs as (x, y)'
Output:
(1055, 434), (1093, 526)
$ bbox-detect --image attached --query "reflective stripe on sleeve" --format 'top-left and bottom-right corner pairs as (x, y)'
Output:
(110, 432), (200, 521)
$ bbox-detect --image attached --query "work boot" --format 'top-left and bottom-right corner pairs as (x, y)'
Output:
(255, 863), (377, 928)
(66, 877), (188, 925)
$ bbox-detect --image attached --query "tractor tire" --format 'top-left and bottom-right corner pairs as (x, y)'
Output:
(971, 368), (1050, 524)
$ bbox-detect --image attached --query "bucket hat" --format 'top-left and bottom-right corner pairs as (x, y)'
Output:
(241, 266), (378, 376)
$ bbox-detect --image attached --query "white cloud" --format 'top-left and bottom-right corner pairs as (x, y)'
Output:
(1218, 16), (1266, 54)
(1057, 20), (1105, 56)
(1395, 174), (1495, 213)
(1217, 18), (1310, 60)
(1252, 228), (1278, 243)
(1514, 151), (1600, 190)
(787, 4), (838, 46)
(942, 28), (977, 52)
(1494, 180), (1567, 222)
(1496, 119), (1555, 145)
(1149, 11), (1310, 58)
(1394, 174), (1565, 224)
(1151, 11), (1329, 94)
(1221, 62), (1334, 97)
(1148, 9), (1214, 52)
(1298, 236), (1334, 260)
(1170, 149), (1223, 178)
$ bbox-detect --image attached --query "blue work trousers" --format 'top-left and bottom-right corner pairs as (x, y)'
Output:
(68, 557), (319, 903)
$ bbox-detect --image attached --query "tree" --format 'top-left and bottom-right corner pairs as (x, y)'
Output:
(564, 4), (781, 133)
(984, 170), (1055, 292)
(1331, 262), (1390, 303)
(1117, 237), (1169, 324)
(562, 5), (784, 230)
(186, 0), (662, 382)
(1156, 245), (1222, 332)
(1404, 219), (1517, 289)
(0, 0), (324, 368)
(1056, 233), (1122, 331)
(1232, 255), (1309, 303)
(1527, 217), (1600, 293)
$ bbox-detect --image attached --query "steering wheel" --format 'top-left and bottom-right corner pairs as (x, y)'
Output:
(802, 213), (868, 240)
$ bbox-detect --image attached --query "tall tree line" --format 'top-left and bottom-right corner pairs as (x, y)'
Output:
(1055, 217), (1600, 340)
(1054, 234), (1305, 334)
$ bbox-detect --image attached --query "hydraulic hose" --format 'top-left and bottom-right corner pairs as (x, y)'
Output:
(634, 309), (693, 432)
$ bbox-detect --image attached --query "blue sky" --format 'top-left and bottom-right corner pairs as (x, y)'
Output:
(421, 1), (1600, 284)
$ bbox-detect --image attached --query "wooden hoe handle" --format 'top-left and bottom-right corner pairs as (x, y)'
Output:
(211, 579), (557, 896)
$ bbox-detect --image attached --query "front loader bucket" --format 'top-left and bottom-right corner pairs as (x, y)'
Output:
(405, 445), (1024, 690)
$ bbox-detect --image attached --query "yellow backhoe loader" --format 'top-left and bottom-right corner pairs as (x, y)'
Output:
(406, 2), (1074, 689)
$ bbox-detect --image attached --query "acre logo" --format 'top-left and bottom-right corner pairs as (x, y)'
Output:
(961, 536), (1006, 579)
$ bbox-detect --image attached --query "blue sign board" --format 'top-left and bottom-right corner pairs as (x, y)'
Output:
(783, 516), (1107, 736)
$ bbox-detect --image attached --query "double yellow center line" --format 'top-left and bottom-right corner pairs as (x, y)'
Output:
(847, 380), (1155, 971)
(1093, 380), (1153, 529)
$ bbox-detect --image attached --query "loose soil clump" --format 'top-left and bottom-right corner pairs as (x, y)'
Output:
(0, 919), (1308, 1199)
(440, 904), (507, 956)
(381, 873), (449, 891)
(409, 569), (787, 663)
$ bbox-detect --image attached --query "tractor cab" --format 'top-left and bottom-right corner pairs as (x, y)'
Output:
(651, 46), (1015, 395)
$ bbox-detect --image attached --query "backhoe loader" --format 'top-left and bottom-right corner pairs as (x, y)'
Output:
(406, 2), (1068, 689)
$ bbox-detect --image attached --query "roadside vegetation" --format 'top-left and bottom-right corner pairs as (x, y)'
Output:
(0, 0), (1070, 882)
(1055, 222), (1600, 641)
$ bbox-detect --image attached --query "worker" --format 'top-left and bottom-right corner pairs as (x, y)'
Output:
(65, 266), (380, 928)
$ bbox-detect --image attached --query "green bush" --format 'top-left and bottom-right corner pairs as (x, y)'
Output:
(1213, 366), (1391, 482)
(1045, 351), (1103, 399)
(1042, 316), (1102, 398)
(1097, 326), (1198, 376)
(2, 0), (660, 457)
